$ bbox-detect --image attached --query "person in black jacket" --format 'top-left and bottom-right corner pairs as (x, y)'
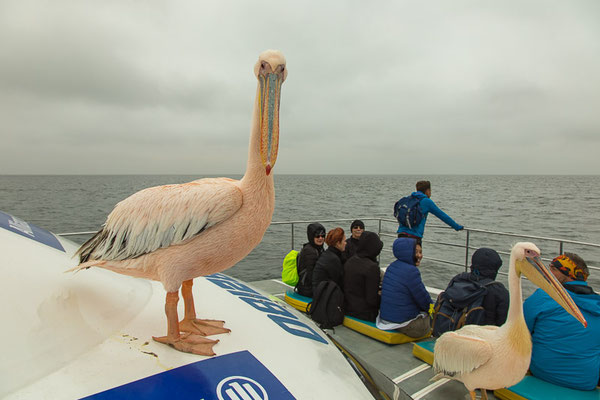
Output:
(343, 219), (364, 262)
(312, 227), (346, 293)
(295, 223), (325, 297)
(343, 231), (383, 322)
(442, 247), (509, 326)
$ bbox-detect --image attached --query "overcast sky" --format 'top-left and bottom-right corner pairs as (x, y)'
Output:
(1, 1), (599, 175)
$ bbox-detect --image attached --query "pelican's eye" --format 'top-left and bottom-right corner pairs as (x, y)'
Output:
(525, 249), (539, 257)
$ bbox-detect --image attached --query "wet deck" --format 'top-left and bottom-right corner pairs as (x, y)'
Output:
(249, 278), (499, 400)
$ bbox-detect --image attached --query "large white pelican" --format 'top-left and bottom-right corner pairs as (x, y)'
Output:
(70, 50), (287, 356)
(433, 242), (587, 400)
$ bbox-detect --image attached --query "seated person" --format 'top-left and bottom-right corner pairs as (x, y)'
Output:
(443, 247), (509, 327)
(312, 227), (346, 293)
(377, 237), (431, 338)
(523, 252), (600, 391)
(295, 223), (325, 297)
(343, 231), (383, 322)
(343, 219), (364, 262)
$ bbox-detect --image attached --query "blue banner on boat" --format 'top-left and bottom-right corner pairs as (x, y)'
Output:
(0, 210), (64, 252)
(82, 350), (296, 400)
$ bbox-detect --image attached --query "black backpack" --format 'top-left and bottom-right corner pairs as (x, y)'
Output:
(394, 194), (423, 229)
(432, 275), (497, 337)
(307, 281), (344, 329)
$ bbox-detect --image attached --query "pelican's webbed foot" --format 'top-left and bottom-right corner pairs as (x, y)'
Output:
(153, 333), (219, 356)
(179, 318), (231, 336)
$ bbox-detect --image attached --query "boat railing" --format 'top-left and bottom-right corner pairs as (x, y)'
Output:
(58, 217), (600, 277)
(267, 218), (600, 274)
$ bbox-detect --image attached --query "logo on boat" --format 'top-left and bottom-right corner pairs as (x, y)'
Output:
(217, 376), (268, 400)
(0, 210), (65, 252)
(206, 273), (327, 345)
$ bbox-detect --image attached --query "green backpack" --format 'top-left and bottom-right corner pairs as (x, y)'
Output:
(282, 250), (300, 286)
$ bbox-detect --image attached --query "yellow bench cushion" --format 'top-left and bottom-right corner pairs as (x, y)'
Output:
(494, 375), (600, 400)
(343, 316), (431, 344)
(412, 340), (435, 365)
(284, 290), (311, 312)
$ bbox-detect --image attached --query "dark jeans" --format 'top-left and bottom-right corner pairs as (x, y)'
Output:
(397, 233), (422, 246)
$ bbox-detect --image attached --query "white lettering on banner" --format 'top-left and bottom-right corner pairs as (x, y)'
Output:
(8, 216), (34, 236)
(206, 274), (327, 345)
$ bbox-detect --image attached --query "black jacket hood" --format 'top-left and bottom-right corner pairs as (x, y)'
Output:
(356, 231), (383, 261)
(470, 248), (503, 279)
(306, 223), (326, 246)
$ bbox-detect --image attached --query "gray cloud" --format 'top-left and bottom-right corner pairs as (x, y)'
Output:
(1, 0), (599, 175)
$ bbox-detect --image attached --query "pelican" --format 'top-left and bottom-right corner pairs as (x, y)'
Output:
(70, 50), (287, 356)
(433, 242), (587, 400)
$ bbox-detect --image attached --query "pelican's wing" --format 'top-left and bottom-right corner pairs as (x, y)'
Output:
(433, 330), (494, 377)
(77, 178), (242, 261)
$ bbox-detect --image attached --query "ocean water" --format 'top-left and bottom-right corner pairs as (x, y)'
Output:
(1, 174), (599, 297)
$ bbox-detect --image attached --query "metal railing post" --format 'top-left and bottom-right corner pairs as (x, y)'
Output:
(291, 223), (295, 250)
(559, 240), (563, 255)
(464, 229), (470, 272)
(378, 218), (382, 237)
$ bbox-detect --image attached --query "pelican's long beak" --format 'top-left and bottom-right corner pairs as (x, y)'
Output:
(258, 62), (285, 176)
(517, 255), (587, 327)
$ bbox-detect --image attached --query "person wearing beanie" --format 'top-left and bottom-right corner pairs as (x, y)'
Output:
(343, 219), (364, 262)
(343, 231), (383, 322)
(524, 252), (600, 391)
(295, 222), (326, 297)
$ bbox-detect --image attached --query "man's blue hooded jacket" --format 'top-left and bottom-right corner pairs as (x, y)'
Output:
(524, 281), (600, 390)
(379, 238), (432, 323)
(397, 191), (462, 238)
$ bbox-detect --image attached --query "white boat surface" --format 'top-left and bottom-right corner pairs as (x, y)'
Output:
(0, 210), (395, 400)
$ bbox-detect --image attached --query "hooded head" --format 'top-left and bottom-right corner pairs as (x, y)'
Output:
(470, 248), (503, 279)
(356, 231), (383, 261)
(392, 237), (417, 264)
(306, 223), (326, 246)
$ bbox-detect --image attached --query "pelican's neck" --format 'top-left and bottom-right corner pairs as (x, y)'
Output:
(506, 254), (524, 325)
(243, 85), (267, 183)
(502, 253), (533, 358)
(240, 84), (275, 218)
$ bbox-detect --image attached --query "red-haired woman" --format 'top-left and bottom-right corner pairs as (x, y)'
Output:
(312, 227), (346, 293)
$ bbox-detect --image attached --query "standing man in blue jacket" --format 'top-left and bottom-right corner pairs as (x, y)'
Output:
(397, 180), (463, 244)
(523, 252), (600, 391)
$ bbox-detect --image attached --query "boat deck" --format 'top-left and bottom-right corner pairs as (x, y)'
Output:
(250, 279), (500, 400)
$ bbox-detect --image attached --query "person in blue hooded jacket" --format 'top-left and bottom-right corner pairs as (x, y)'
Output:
(377, 237), (432, 338)
(397, 180), (463, 244)
(523, 252), (600, 391)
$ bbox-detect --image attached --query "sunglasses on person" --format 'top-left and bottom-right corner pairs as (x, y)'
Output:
(314, 233), (325, 238)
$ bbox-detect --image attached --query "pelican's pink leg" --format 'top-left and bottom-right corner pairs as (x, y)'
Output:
(481, 389), (488, 400)
(179, 279), (231, 336)
(153, 291), (219, 356)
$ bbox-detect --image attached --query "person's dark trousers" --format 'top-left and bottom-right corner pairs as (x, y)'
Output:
(397, 232), (422, 246)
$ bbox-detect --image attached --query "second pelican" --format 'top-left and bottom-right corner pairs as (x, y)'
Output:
(433, 242), (587, 399)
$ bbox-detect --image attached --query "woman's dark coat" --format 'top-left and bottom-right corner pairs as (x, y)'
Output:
(312, 246), (344, 293)
(295, 223), (325, 297)
(343, 231), (383, 322)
